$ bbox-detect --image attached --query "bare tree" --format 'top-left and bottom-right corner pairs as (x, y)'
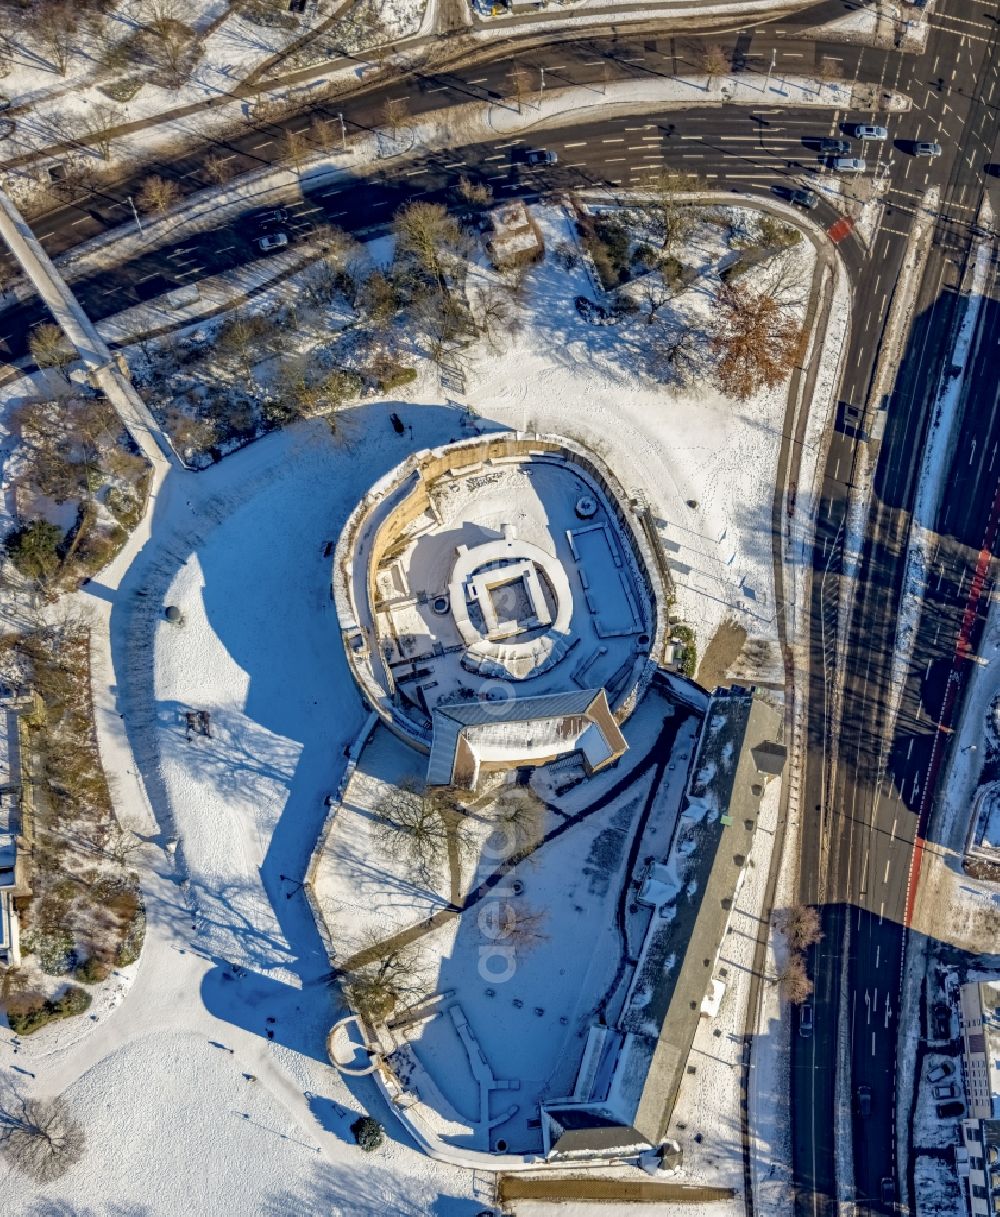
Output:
(504, 903), (549, 952)
(393, 202), (467, 295)
(0, 1086), (86, 1182)
(456, 175), (493, 208)
(475, 284), (516, 353)
(709, 282), (806, 401)
(699, 43), (730, 89)
(36, 0), (79, 75)
(507, 65), (531, 114)
(28, 324), (73, 370)
(486, 785), (545, 853)
(775, 904), (823, 953)
(372, 776), (465, 886)
(106, 819), (143, 871)
(338, 931), (428, 1023)
(776, 953), (813, 1004)
(282, 127), (309, 168)
(643, 172), (695, 255)
(650, 322), (702, 386)
(203, 153), (234, 185)
(135, 173), (180, 214)
(78, 103), (123, 161)
(381, 96), (409, 137)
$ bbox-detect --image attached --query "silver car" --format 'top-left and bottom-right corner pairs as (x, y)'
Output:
(852, 124), (888, 140)
(833, 157), (867, 173)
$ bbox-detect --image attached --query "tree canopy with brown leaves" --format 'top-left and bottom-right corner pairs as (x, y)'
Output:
(709, 282), (806, 401)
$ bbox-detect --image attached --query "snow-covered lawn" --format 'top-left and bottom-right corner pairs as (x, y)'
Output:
(0, 185), (828, 1209)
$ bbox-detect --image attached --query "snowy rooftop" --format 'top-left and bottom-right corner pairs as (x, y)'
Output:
(334, 434), (666, 765)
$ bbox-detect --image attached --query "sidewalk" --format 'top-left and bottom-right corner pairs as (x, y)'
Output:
(0, 0), (831, 178)
(0, 186), (177, 470)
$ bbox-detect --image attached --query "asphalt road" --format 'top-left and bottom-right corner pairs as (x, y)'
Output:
(0, 3), (999, 1214)
(791, 0), (1000, 1212)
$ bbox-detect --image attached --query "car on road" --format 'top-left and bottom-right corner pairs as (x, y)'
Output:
(881, 1176), (896, 1205)
(852, 123), (889, 140)
(789, 187), (820, 210)
(913, 140), (942, 157)
(257, 208), (289, 226)
(524, 148), (558, 166)
(933, 1082), (958, 1100)
(799, 1004), (813, 1037)
(832, 157), (866, 173)
(857, 1085), (872, 1117)
(256, 232), (289, 252)
(927, 1061), (954, 1083)
(819, 137), (851, 155)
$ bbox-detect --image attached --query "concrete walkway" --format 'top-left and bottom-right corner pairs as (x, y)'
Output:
(0, 186), (177, 470)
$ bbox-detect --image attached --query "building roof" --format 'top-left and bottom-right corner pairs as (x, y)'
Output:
(427, 688), (627, 787)
(546, 689), (784, 1156)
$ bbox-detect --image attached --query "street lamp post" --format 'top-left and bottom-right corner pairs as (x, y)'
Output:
(337, 111), (347, 150)
(126, 195), (143, 236)
(765, 48), (776, 94)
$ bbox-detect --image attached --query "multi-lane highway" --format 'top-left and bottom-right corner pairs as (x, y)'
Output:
(1, 2), (998, 1213)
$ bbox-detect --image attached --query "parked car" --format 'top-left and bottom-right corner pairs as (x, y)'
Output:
(574, 295), (620, 325)
(936, 1099), (964, 1118)
(928, 1061), (954, 1083)
(524, 148), (558, 166)
(914, 140), (942, 157)
(881, 1176), (896, 1204)
(857, 1085), (872, 1117)
(852, 123), (889, 140)
(256, 232), (289, 252)
(933, 1082), (958, 1100)
(833, 157), (867, 173)
(931, 1003), (953, 1039)
(820, 137), (851, 155)
(799, 1004), (813, 1037)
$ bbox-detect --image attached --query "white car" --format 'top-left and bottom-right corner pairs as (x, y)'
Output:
(256, 232), (288, 252)
(852, 124), (888, 140)
(833, 157), (867, 173)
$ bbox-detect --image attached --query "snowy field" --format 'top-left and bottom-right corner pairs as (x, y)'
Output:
(0, 191), (823, 1211)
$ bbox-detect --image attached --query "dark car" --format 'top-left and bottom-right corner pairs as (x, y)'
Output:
(575, 295), (619, 325)
(857, 1085), (872, 1117)
(799, 1004), (813, 1037)
(881, 1176), (895, 1204)
(524, 148), (558, 166)
(790, 187), (820, 210)
(937, 1099), (964, 1118)
(820, 137), (851, 155)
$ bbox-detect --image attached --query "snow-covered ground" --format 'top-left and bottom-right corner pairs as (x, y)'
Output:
(0, 185), (835, 1209)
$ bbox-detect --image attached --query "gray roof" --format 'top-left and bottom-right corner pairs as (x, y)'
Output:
(426, 689), (603, 786)
(626, 692), (783, 1144)
(545, 689), (784, 1158)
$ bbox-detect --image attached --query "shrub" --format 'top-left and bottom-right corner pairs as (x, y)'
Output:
(351, 1116), (384, 1152)
(74, 955), (112, 984)
(758, 216), (801, 248)
(5, 521), (64, 581)
(6, 985), (92, 1035)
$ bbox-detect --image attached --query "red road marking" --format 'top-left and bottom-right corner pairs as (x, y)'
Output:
(903, 476), (1000, 927)
(828, 216), (855, 243)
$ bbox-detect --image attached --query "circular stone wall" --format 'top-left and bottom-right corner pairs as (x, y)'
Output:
(333, 432), (667, 750)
